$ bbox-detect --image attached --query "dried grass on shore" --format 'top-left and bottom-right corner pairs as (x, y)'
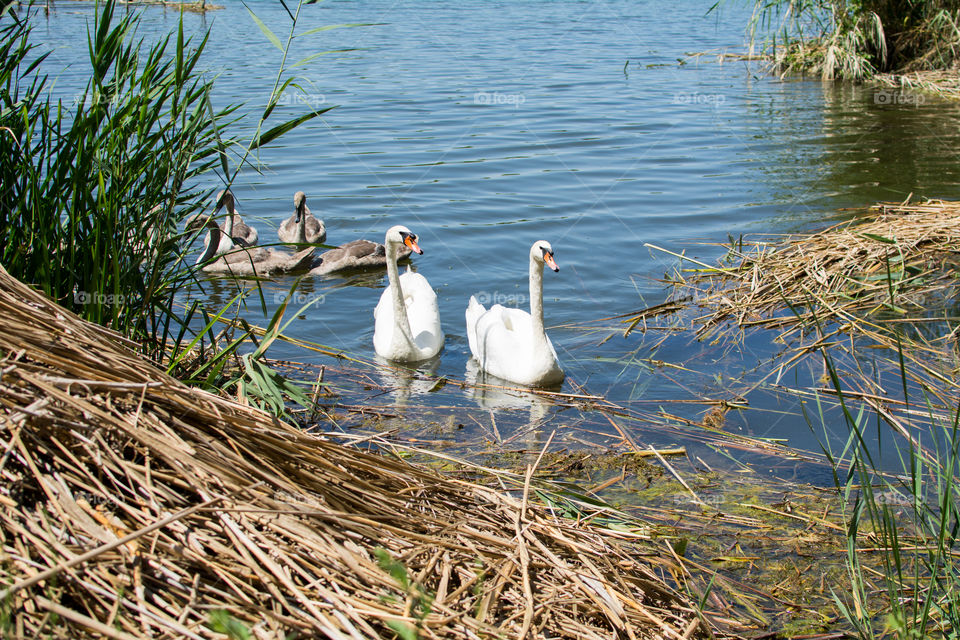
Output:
(875, 69), (960, 100)
(0, 264), (729, 639)
(649, 199), (960, 343)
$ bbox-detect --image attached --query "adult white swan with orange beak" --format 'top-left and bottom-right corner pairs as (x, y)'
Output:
(373, 225), (444, 362)
(466, 240), (564, 387)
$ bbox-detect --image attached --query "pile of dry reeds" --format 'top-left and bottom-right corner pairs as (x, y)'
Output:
(0, 264), (730, 639)
(657, 199), (960, 341)
(875, 70), (960, 99)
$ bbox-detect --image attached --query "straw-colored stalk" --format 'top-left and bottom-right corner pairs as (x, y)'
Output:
(0, 263), (733, 639)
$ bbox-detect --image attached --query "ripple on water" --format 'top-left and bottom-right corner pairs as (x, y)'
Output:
(32, 0), (960, 478)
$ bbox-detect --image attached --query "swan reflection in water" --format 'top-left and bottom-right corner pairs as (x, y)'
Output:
(463, 359), (553, 449)
(372, 357), (553, 452)
(374, 356), (442, 408)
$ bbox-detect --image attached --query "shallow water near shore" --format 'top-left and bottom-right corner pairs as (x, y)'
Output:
(33, 0), (960, 483)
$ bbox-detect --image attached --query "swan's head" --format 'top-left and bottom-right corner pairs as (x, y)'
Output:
(385, 225), (423, 255)
(294, 191), (307, 223)
(185, 213), (218, 232)
(215, 189), (236, 213)
(531, 241), (559, 272)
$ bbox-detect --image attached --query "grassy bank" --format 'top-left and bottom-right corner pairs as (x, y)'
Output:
(734, 0), (960, 80)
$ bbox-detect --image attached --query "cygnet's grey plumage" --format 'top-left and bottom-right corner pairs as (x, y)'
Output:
(278, 191), (326, 246)
(309, 238), (413, 275)
(188, 213), (314, 277)
(202, 245), (317, 277)
(216, 190), (258, 247)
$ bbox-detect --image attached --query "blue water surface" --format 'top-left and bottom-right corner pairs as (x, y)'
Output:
(29, 0), (960, 481)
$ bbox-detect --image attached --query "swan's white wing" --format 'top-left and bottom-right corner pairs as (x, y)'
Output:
(465, 295), (487, 360)
(375, 271), (443, 360)
(398, 271), (443, 354)
(470, 305), (563, 387)
(472, 305), (534, 379)
(373, 285), (395, 357)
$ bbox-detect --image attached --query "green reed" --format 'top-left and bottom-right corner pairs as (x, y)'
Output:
(1, 0), (231, 360)
(1, 0), (344, 415)
(809, 315), (960, 637)
(719, 0), (960, 79)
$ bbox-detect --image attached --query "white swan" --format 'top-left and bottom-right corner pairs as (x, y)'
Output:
(216, 190), (258, 247)
(465, 240), (564, 387)
(278, 191), (326, 246)
(373, 225), (444, 362)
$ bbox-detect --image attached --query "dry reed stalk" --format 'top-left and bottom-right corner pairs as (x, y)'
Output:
(671, 200), (960, 338)
(874, 70), (960, 99)
(0, 264), (742, 639)
(618, 199), (960, 474)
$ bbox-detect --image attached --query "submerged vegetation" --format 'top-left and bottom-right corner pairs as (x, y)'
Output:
(738, 0), (960, 80)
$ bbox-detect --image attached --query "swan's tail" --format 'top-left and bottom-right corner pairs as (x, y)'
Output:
(465, 295), (486, 361)
(290, 247), (318, 271)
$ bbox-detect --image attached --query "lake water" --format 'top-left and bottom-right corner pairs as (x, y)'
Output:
(31, 0), (960, 483)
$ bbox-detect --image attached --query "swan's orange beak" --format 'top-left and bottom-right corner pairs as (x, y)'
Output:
(543, 251), (559, 272)
(403, 233), (423, 255)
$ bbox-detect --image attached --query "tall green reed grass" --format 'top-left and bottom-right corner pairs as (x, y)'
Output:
(810, 321), (960, 636)
(1, 0), (342, 416)
(1, 0), (232, 359)
(721, 0), (960, 80)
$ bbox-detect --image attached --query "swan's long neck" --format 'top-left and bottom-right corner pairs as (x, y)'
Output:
(387, 240), (415, 348)
(529, 255), (548, 347)
(297, 204), (307, 244)
(197, 221), (222, 265)
(222, 209), (235, 238)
